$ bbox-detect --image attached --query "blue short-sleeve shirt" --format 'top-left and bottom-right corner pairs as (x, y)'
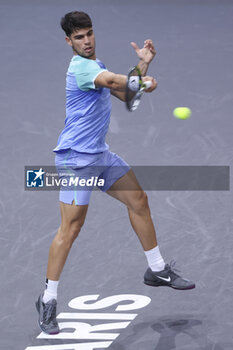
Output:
(53, 55), (111, 153)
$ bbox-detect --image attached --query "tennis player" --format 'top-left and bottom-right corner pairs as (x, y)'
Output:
(36, 11), (195, 335)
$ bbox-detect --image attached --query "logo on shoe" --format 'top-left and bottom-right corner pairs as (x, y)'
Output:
(156, 276), (171, 282)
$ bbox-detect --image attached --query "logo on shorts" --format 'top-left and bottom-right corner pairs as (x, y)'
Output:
(26, 168), (45, 188)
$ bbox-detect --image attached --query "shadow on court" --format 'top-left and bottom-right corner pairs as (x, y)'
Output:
(112, 314), (232, 350)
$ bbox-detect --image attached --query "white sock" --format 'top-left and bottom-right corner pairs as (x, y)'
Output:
(43, 279), (59, 303)
(144, 246), (165, 272)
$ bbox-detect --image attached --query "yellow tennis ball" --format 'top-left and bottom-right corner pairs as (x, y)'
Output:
(173, 107), (191, 120)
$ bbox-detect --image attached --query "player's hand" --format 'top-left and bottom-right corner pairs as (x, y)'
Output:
(142, 76), (157, 92)
(131, 40), (156, 64)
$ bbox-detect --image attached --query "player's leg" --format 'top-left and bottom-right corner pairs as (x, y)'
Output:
(36, 147), (100, 334)
(106, 168), (195, 290)
(99, 151), (165, 271)
(106, 169), (161, 255)
(36, 201), (88, 335)
(46, 201), (88, 281)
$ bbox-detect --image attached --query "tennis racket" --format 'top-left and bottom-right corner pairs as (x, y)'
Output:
(125, 66), (152, 112)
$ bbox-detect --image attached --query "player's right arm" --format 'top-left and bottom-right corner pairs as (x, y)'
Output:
(95, 71), (156, 94)
(94, 71), (127, 91)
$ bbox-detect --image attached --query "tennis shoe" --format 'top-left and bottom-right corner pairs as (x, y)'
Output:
(35, 293), (60, 334)
(144, 261), (195, 290)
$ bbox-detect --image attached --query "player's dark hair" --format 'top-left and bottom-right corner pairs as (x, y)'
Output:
(60, 11), (92, 36)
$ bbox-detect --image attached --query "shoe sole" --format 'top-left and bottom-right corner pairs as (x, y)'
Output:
(35, 300), (60, 335)
(144, 280), (195, 290)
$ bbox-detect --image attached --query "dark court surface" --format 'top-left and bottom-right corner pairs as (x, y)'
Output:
(1, 0), (233, 349)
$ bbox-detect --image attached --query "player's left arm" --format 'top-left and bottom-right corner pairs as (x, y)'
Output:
(110, 39), (156, 101)
(131, 39), (156, 76)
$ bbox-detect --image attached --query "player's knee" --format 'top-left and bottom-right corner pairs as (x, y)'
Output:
(131, 191), (149, 215)
(69, 221), (83, 243)
(59, 220), (83, 246)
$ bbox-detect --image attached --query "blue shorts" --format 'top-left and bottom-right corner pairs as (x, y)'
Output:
(55, 149), (131, 205)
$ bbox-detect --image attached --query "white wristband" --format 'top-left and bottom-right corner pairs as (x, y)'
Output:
(128, 76), (140, 91)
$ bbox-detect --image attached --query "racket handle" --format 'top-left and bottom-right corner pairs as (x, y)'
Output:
(142, 80), (152, 89)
